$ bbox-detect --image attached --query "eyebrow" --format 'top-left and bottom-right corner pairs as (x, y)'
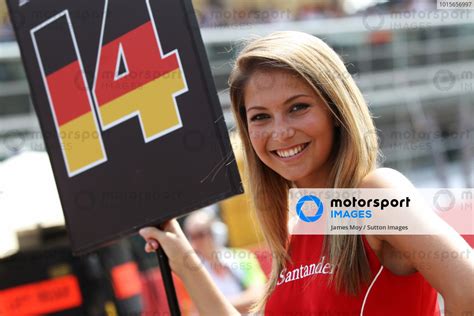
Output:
(246, 94), (310, 113)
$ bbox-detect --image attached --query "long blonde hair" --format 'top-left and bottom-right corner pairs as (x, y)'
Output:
(228, 31), (379, 311)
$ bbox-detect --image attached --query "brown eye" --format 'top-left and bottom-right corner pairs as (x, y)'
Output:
(290, 103), (310, 112)
(250, 113), (270, 122)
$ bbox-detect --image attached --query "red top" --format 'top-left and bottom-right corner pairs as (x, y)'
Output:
(265, 235), (440, 315)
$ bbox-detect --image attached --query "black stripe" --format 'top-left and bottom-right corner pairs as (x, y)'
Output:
(34, 15), (78, 75)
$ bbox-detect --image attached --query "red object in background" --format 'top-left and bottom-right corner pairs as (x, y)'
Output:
(140, 268), (193, 316)
(0, 275), (82, 315)
(251, 247), (273, 278)
(369, 30), (392, 45)
(139, 247), (273, 316)
(111, 262), (142, 300)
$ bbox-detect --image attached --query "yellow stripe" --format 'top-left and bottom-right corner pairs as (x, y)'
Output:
(100, 68), (185, 139)
(60, 112), (104, 173)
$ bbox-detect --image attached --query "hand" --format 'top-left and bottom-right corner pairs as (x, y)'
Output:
(140, 220), (240, 316)
(139, 219), (201, 276)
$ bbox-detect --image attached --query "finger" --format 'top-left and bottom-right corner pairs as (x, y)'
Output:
(144, 240), (159, 253)
(148, 239), (159, 250)
(165, 219), (183, 235)
(161, 219), (176, 232)
(145, 243), (152, 253)
(139, 226), (165, 242)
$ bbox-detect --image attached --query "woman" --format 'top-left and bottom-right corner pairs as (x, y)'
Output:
(139, 31), (473, 315)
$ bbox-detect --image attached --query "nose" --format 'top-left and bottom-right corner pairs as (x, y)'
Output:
(271, 118), (295, 142)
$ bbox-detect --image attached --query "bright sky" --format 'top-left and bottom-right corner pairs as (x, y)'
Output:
(343, 0), (383, 14)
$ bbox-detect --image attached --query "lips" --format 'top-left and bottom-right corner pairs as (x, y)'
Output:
(272, 142), (309, 158)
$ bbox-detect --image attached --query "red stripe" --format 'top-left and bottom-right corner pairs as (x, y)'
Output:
(95, 21), (180, 106)
(46, 61), (92, 126)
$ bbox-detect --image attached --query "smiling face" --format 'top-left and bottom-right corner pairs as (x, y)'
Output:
(244, 68), (337, 188)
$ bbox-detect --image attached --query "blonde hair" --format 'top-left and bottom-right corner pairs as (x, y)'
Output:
(228, 31), (379, 311)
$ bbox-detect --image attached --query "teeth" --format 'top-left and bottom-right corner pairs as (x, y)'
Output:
(275, 144), (306, 158)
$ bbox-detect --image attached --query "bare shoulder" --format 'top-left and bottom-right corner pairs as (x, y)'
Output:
(357, 168), (416, 247)
(358, 167), (415, 190)
(356, 169), (474, 304)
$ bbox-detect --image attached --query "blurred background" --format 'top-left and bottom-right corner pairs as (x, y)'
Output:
(0, 0), (473, 315)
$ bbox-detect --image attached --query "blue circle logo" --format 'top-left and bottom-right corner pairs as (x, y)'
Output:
(296, 195), (324, 222)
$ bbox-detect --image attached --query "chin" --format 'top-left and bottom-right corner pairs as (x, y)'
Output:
(277, 172), (306, 183)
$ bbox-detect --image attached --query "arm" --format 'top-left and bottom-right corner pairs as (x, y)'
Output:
(361, 168), (474, 315)
(229, 282), (265, 313)
(229, 250), (267, 313)
(382, 230), (473, 314)
(139, 221), (240, 316)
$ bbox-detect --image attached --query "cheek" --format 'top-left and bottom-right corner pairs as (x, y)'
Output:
(304, 115), (335, 150)
(314, 122), (335, 154)
(321, 131), (335, 155)
(248, 127), (267, 155)
(248, 127), (276, 169)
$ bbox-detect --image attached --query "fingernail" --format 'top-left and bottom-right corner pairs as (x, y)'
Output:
(148, 240), (158, 250)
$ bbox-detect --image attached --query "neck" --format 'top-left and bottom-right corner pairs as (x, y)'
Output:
(294, 177), (327, 188)
(294, 165), (332, 188)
